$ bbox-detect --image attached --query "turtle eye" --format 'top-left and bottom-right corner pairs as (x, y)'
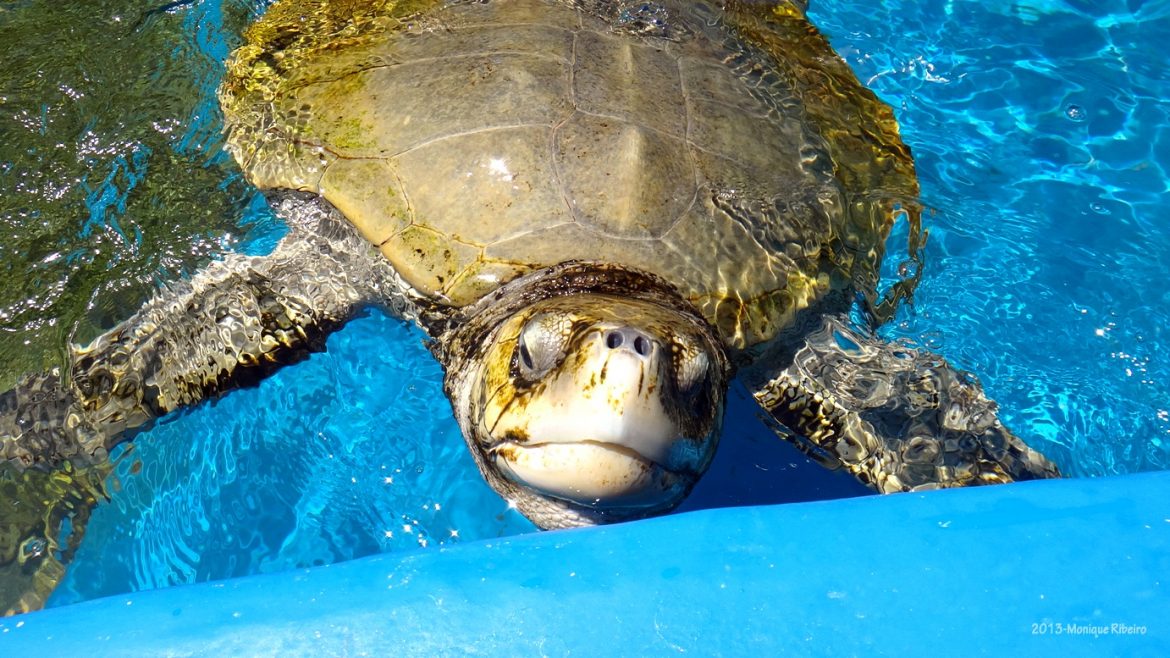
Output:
(515, 312), (569, 382)
(675, 342), (710, 395)
(518, 342), (535, 370)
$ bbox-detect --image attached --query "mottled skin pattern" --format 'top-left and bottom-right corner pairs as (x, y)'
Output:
(1, 194), (397, 472)
(0, 458), (107, 616)
(0, 193), (399, 614)
(750, 317), (1060, 491)
(0, 0), (1059, 613)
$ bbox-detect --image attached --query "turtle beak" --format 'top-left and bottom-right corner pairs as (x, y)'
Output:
(488, 325), (712, 509)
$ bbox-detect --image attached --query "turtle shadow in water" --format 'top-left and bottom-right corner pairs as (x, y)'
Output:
(677, 381), (872, 514)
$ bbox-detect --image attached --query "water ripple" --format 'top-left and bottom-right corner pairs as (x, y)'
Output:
(811, 0), (1170, 476)
(17, 0), (1170, 608)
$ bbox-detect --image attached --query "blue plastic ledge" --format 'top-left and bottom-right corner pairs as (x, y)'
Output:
(3, 472), (1168, 657)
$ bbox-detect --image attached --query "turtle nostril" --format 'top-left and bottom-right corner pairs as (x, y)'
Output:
(633, 335), (650, 356)
(606, 331), (624, 349)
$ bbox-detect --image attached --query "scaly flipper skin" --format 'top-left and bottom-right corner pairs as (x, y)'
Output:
(0, 457), (108, 616)
(0, 372), (110, 614)
(0, 193), (392, 615)
(67, 193), (395, 451)
(0, 193), (394, 472)
(0, 373), (103, 471)
(752, 315), (1061, 492)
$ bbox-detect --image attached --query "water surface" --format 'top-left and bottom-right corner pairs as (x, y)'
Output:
(0, 0), (1165, 608)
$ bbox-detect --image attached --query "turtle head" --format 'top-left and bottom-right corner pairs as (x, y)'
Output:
(445, 292), (728, 530)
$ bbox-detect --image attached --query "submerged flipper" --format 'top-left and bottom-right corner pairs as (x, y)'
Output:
(1, 193), (391, 471)
(0, 192), (393, 613)
(0, 458), (108, 616)
(751, 316), (1060, 492)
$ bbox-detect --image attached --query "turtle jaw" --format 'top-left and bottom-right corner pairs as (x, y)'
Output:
(490, 441), (689, 511)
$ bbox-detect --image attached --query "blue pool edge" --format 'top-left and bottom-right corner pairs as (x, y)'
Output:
(3, 472), (1168, 656)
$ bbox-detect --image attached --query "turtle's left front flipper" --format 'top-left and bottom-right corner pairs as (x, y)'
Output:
(749, 316), (1060, 492)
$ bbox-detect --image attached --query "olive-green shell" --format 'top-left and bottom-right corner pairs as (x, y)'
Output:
(221, 0), (920, 350)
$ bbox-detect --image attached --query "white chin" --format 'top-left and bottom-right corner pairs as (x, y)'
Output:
(494, 442), (683, 508)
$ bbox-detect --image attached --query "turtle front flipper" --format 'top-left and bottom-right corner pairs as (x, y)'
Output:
(0, 373), (111, 616)
(64, 192), (396, 448)
(3, 193), (394, 470)
(0, 458), (109, 616)
(750, 315), (1060, 492)
(0, 193), (394, 612)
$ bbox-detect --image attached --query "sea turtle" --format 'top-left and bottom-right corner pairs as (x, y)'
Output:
(0, 0), (1059, 613)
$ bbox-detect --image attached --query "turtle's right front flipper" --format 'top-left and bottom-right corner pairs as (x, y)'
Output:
(750, 315), (1061, 493)
(0, 193), (393, 613)
(61, 192), (395, 458)
(0, 456), (109, 616)
(0, 372), (104, 469)
(0, 374), (110, 615)
(4, 193), (395, 469)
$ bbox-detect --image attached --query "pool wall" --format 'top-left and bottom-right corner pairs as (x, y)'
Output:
(4, 472), (1167, 656)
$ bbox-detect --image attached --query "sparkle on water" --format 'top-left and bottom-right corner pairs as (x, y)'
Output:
(0, 0), (1162, 608)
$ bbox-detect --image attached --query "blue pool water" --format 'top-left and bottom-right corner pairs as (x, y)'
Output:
(26, 0), (1170, 607)
(816, 0), (1170, 477)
